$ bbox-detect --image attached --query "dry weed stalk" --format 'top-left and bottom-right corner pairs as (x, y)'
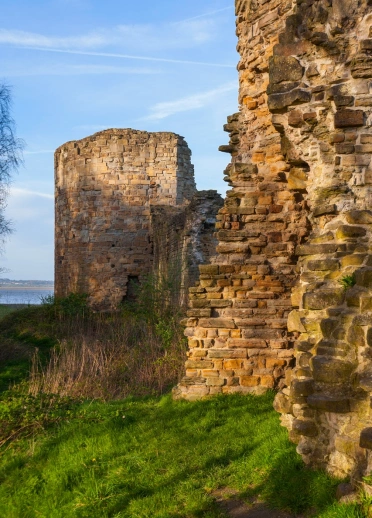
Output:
(29, 312), (186, 400)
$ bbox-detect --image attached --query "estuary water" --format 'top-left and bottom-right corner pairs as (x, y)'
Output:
(0, 288), (54, 305)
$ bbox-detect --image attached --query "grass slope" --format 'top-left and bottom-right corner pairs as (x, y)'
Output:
(0, 304), (369, 517)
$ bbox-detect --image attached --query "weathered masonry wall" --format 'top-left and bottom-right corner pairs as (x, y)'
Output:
(269, 0), (372, 481)
(175, 0), (372, 481)
(55, 129), (222, 309)
(174, 0), (305, 401)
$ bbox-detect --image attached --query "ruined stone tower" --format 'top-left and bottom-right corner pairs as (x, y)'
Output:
(175, 0), (372, 481)
(55, 129), (222, 309)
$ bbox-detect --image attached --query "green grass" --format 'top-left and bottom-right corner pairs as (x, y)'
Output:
(0, 304), (370, 517)
(0, 392), (367, 518)
(0, 304), (27, 320)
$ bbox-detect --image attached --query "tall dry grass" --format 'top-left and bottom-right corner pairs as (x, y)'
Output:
(28, 284), (188, 400)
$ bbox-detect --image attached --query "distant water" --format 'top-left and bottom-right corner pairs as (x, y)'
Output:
(0, 288), (54, 305)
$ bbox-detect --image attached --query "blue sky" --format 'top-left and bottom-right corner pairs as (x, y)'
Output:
(0, 0), (238, 280)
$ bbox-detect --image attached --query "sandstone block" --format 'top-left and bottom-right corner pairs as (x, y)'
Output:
(185, 360), (213, 369)
(334, 110), (364, 128)
(198, 318), (235, 329)
(288, 168), (307, 190)
(224, 359), (243, 369)
(287, 310), (306, 333)
(240, 375), (260, 387)
(360, 428), (372, 449)
(303, 290), (344, 310)
(273, 392), (292, 414)
(296, 244), (338, 255)
(208, 349), (247, 359)
(268, 89), (311, 111)
(307, 259), (339, 271)
(311, 356), (355, 383)
(292, 419), (318, 437)
(291, 379), (315, 398)
(346, 210), (372, 225)
(269, 56), (304, 84)
(206, 377), (225, 387)
(199, 265), (219, 275)
(307, 395), (350, 413)
(336, 225), (367, 239)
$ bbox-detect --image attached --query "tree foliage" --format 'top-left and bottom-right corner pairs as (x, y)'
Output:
(0, 84), (24, 241)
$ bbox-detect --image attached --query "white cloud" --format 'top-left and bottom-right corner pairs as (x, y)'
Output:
(143, 81), (237, 120)
(10, 187), (53, 200)
(4, 64), (160, 77)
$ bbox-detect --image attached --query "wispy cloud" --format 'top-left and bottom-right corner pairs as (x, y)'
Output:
(143, 81), (237, 120)
(16, 46), (235, 68)
(0, 18), (216, 53)
(175, 6), (233, 24)
(4, 64), (160, 77)
(10, 187), (53, 200)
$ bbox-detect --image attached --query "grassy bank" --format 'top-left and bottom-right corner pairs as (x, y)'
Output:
(0, 301), (370, 517)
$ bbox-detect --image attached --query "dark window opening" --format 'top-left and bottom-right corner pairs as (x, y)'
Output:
(122, 276), (140, 303)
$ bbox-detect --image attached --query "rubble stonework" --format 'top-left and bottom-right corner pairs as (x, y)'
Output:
(55, 129), (222, 309)
(175, 0), (372, 480)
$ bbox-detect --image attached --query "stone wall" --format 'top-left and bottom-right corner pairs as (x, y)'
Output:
(175, 0), (372, 481)
(174, 0), (305, 401)
(269, 0), (372, 481)
(55, 129), (222, 309)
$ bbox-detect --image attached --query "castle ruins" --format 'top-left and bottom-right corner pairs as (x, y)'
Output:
(54, 0), (372, 483)
(174, 0), (372, 481)
(55, 129), (222, 309)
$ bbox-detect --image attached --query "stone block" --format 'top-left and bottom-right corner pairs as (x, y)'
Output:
(269, 56), (304, 84)
(307, 259), (339, 271)
(198, 318), (236, 329)
(287, 310), (306, 332)
(303, 290), (344, 310)
(292, 419), (318, 437)
(208, 349), (247, 359)
(288, 168), (307, 190)
(206, 377), (225, 387)
(334, 110), (364, 128)
(224, 359), (243, 369)
(199, 265), (219, 275)
(268, 89), (311, 111)
(360, 428), (372, 449)
(185, 360), (214, 370)
(291, 379), (315, 397)
(307, 395), (351, 413)
(227, 338), (266, 348)
(240, 375), (260, 387)
(311, 356), (355, 383)
(336, 225), (367, 239)
(273, 392), (292, 414)
(355, 268), (372, 288)
(296, 244), (338, 255)
(346, 210), (372, 225)
(340, 255), (366, 267)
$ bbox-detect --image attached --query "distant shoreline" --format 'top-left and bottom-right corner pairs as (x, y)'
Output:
(0, 286), (54, 291)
